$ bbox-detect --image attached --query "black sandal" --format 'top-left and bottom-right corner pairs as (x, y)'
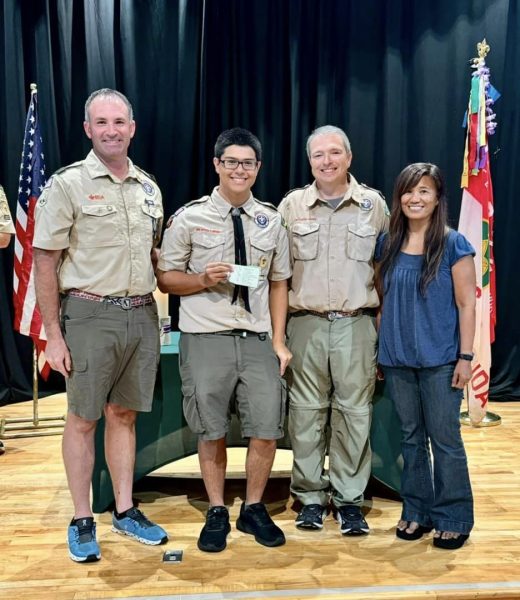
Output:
(433, 533), (469, 550)
(396, 522), (433, 541)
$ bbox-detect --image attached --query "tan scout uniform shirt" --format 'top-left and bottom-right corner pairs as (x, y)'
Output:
(159, 187), (291, 333)
(278, 175), (388, 312)
(0, 186), (15, 234)
(33, 150), (163, 296)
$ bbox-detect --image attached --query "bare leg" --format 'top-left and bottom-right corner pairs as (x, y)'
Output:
(198, 438), (227, 506)
(104, 404), (137, 513)
(245, 438), (277, 504)
(62, 412), (97, 518)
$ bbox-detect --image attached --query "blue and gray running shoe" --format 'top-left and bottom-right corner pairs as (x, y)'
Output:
(67, 517), (101, 562)
(111, 507), (168, 545)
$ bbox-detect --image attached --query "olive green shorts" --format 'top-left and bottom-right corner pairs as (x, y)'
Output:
(179, 332), (286, 441)
(61, 296), (160, 420)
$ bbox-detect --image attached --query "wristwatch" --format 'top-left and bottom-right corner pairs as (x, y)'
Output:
(458, 353), (474, 361)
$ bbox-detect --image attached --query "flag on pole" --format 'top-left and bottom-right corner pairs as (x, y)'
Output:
(13, 84), (51, 380)
(458, 40), (499, 424)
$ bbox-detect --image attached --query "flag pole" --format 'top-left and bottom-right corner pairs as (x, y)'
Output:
(458, 40), (500, 428)
(0, 343), (65, 439)
(0, 82), (65, 441)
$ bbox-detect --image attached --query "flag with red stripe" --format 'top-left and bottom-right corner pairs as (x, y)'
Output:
(458, 43), (498, 424)
(13, 85), (51, 380)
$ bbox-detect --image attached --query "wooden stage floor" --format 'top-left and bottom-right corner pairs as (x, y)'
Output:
(1, 394), (520, 600)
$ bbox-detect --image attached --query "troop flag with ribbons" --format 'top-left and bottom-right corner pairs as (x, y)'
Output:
(13, 84), (51, 379)
(458, 40), (499, 424)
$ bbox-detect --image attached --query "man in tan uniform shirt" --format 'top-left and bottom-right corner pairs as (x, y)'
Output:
(158, 128), (291, 553)
(278, 125), (389, 535)
(0, 185), (15, 248)
(33, 89), (167, 563)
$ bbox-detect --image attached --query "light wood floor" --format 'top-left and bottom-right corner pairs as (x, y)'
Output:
(1, 395), (520, 600)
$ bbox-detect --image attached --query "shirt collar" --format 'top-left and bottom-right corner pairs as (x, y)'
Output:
(84, 149), (139, 182)
(211, 186), (256, 219)
(305, 173), (364, 207)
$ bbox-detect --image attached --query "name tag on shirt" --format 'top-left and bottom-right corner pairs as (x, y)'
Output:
(229, 265), (261, 288)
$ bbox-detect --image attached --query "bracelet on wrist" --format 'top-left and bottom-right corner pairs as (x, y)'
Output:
(458, 352), (474, 361)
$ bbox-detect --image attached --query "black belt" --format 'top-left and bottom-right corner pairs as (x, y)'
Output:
(290, 308), (377, 321)
(204, 330), (268, 339)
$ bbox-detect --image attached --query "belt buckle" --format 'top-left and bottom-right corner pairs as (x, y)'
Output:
(327, 311), (337, 321)
(120, 297), (132, 310)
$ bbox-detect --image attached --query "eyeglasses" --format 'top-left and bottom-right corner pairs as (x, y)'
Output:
(219, 158), (258, 171)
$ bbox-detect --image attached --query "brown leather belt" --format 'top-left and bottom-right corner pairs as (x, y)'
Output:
(291, 308), (376, 321)
(67, 289), (154, 310)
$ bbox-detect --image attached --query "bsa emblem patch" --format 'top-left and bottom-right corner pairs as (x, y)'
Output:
(254, 213), (269, 228)
(38, 196), (48, 207)
(142, 181), (155, 196)
(360, 198), (373, 211)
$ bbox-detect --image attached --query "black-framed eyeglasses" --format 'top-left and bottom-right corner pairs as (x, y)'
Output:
(219, 158), (258, 171)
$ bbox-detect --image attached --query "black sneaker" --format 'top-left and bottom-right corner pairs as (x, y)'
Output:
(236, 502), (285, 547)
(198, 506), (231, 552)
(295, 504), (328, 530)
(336, 505), (370, 535)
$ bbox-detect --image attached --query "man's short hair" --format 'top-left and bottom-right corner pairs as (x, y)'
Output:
(84, 88), (134, 122)
(214, 128), (262, 162)
(306, 125), (351, 158)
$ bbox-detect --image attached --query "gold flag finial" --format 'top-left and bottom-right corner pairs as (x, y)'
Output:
(477, 38), (490, 59)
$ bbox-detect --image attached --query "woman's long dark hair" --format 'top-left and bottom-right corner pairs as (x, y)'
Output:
(379, 163), (448, 296)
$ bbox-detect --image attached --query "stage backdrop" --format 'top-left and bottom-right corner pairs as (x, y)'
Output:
(1, 0), (518, 403)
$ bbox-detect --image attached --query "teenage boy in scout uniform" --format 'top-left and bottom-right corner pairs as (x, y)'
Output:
(157, 127), (291, 553)
(278, 125), (389, 536)
(0, 185), (15, 248)
(33, 88), (168, 563)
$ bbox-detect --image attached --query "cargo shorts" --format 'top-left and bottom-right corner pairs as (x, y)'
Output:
(179, 331), (287, 441)
(61, 296), (160, 420)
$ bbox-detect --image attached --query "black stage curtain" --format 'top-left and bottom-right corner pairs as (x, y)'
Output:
(1, 0), (518, 403)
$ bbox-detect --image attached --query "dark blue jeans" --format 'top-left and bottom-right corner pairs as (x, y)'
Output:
(383, 364), (473, 534)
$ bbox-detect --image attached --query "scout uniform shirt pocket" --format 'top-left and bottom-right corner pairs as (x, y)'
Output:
(250, 231), (277, 279)
(291, 221), (320, 261)
(78, 204), (124, 248)
(346, 224), (376, 261)
(189, 232), (226, 273)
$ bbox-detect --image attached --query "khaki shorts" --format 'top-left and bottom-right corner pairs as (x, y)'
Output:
(179, 332), (286, 441)
(61, 296), (160, 420)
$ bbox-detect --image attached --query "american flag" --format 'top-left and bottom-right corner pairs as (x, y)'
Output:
(13, 85), (51, 380)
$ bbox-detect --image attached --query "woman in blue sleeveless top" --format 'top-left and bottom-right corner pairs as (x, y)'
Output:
(376, 163), (476, 550)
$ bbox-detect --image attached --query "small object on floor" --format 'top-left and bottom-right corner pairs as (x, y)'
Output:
(336, 504), (370, 536)
(112, 507), (168, 545)
(433, 532), (470, 550)
(67, 517), (101, 563)
(236, 502), (286, 547)
(396, 521), (433, 541)
(197, 505), (231, 553)
(295, 503), (328, 530)
(162, 549), (183, 563)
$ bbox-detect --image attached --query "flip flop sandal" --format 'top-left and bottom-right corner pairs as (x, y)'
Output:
(396, 522), (433, 540)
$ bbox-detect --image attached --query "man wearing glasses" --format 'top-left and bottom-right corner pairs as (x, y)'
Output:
(279, 125), (389, 536)
(157, 128), (291, 553)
